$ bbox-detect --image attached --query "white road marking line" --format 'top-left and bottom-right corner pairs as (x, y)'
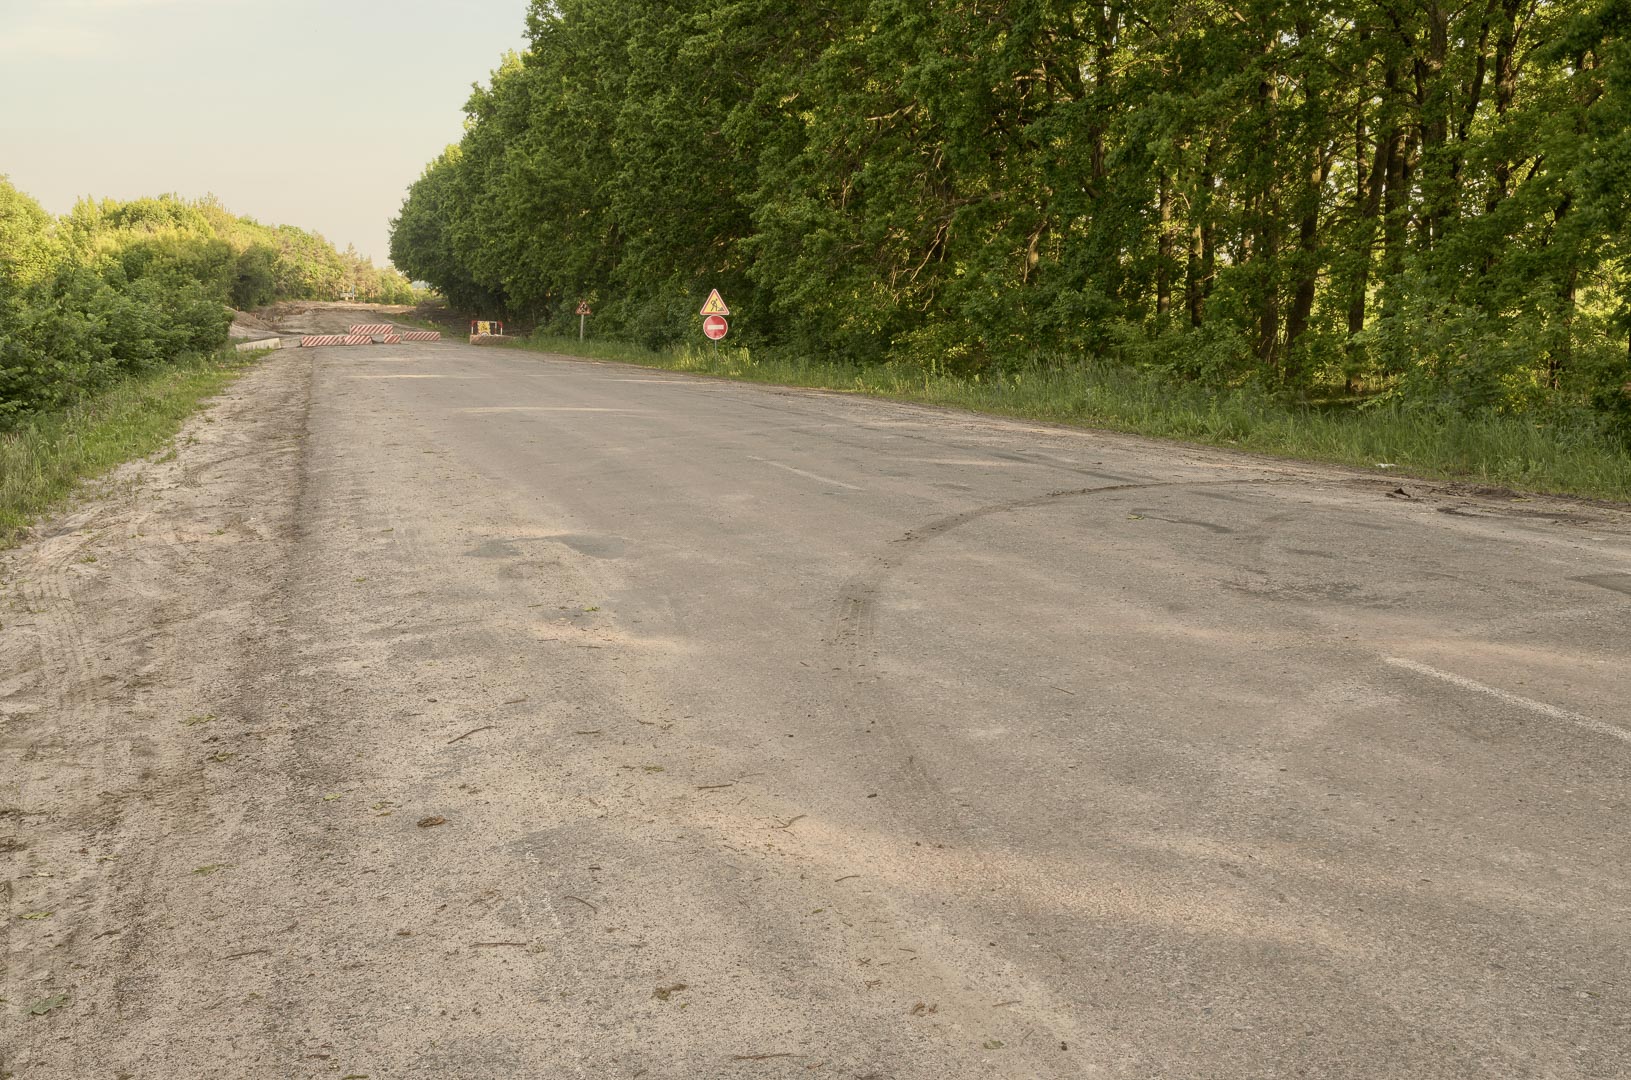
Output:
(1386, 657), (1630, 745)
(746, 456), (862, 490)
(451, 407), (650, 413)
(899, 457), (1027, 468)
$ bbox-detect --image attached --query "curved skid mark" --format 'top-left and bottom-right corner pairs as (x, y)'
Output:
(833, 478), (1286, 649)
(827, 477), (1287, 807)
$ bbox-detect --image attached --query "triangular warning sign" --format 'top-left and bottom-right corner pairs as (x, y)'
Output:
(700, 289), (730, 317)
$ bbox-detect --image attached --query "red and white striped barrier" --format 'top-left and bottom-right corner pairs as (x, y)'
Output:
(349, 323), (395, 335)
(381, 335), (402, 345)
(401, 331), (441, 342)
(300, 335), (346, 347)
(342, 334), (373, 346)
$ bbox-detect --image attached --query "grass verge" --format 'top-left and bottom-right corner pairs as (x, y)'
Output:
(508, 333), (1631, 504)
(1, 346), (266, 548)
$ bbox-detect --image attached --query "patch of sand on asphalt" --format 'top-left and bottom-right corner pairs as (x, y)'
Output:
(1, 348), (1027, 1079)
(1, 353), (316, 1073)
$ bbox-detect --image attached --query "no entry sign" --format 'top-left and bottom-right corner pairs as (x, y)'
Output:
(703, 314), (729, 341)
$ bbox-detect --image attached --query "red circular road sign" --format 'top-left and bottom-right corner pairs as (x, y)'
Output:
(702, 314), (729, 341)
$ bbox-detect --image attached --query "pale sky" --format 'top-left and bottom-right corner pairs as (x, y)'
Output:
(0, 0), (530, 265)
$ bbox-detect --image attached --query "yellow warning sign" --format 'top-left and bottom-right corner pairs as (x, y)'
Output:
(700, 289), (730, 317)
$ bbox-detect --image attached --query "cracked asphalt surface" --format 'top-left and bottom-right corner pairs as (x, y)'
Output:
(3, 328), (1629, 1078)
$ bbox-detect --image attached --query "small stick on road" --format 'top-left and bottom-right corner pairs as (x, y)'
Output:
(221, 948), (271, 962)
(771, 815), (806, 831)
(564, 895), (599, 913)
(1049, 685), (1076, 696)
(446, 725), (496, 745)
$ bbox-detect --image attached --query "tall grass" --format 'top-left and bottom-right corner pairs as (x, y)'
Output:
(509, 333), (1631, 503)
(1, 347), (262, 547)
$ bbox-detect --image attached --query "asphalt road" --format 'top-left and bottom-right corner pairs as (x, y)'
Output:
(4, 331), (1629, 1079)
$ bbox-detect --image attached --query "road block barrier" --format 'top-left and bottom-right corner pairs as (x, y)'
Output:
(401, 331), (441, 342)
(381, 335), (402, 344)
(300, 335), (347, 347)
(342, 334), (373, 345)
(349, 324), (395, 335)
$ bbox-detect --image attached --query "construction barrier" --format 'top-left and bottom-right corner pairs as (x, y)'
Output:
(342, 334), (372, 345)
(349, 323), (395, 335)
(401, 331), (441, 342)
(381, 335), (402, 345)
(300, 335), (347, 347)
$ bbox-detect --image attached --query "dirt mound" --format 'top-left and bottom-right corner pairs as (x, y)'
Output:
(252, 301), (417, 336)
(227, 308), (280, 342)
(228, 308), (276, 331)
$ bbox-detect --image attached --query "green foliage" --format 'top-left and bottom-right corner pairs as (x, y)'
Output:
(0, 175), (59, 291)
(393, 0), (1631, 451)
(231, 244), (280, 310)
(0, 181), (415, 423)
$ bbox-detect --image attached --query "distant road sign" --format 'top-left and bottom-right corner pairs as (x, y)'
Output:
(700, 289), (730, 317)
(575, 301), (592, 316)
(702, 314), (729, 341)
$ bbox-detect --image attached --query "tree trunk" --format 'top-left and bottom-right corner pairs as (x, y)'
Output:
(1488, 0), (1523, 211)
(1345, 71), (1383, 388)
(1550, 193), (1577, 390)
(1188, 139), (1217, 328)
(1157, 170), (1172, 317)
(1285, 152), (1328, 362)
(1186, 218), (1205, 327)
(1417, 3), (1451, 248)
(1254, 43), (1282, 369)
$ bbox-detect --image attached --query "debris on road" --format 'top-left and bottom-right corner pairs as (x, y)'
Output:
(28, 993), (71, 1016)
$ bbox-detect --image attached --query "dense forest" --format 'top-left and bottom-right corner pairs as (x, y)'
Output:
(0, 181), (415, 420)
(392, 0), (1631, 439)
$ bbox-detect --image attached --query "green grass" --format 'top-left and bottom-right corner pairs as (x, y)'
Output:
(1, 346), (265, 547)
(507, 333), (1631, 504)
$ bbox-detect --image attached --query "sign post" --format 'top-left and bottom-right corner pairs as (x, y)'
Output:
(576, 301), (592, 341)
(700, 290), (730, 351)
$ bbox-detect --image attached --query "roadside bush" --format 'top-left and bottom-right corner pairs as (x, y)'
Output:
(0, 180), (237, 424)
(230, 244), (280, 310)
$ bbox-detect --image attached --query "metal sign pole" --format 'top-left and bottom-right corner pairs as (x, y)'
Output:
(579, 312), (585, 341)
